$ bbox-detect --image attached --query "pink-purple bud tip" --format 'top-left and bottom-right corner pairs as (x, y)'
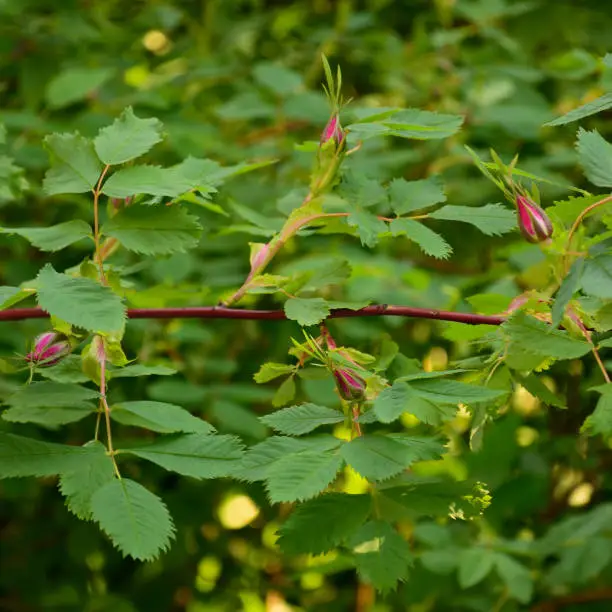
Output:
(333, 368), (367, 402)
(320, 113), (344, 147)
(25, 332), (70, 367)
(515, 195), (553, 244)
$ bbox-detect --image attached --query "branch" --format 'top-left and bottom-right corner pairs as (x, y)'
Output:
(0, 305), (506, 325)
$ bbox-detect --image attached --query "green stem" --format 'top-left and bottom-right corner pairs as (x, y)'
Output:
(99, 343), (121, 478)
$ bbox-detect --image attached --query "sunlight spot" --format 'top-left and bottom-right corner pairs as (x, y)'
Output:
(301, 571), (324, 590)
(262, 522), (280, 549)
(218, 494), (260, 530)
(265, 591), (293, 612)
(512, 385), (540, 416)
(342, 465), (370, 494)
(568, 482), (594, 507)
(124, 65), (150, 88)
(423, 347), (448, 372)
(143, 30), (171, 55)
(195, 556), (221, 593)
(516, 426), (539, 447)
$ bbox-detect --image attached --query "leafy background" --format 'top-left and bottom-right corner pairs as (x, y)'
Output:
(2, 0), (612, 610)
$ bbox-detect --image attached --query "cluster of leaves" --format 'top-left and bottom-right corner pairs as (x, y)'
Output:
(2, 1), (612, 611)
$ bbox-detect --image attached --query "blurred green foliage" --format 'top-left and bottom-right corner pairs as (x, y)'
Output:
(2, 1), (612, 611)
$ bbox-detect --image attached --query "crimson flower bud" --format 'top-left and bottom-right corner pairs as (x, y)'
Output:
(333, 368), (367, 402)
(25, 332), (70, 367)
(515, 195), (553, 243)
(320, 113), (344, 147)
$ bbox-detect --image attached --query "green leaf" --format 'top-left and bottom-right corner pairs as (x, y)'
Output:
(0, 220), (92, 252)
(272, 375), (296, 407)
(58, 441), (115, 520)
(388, 176), (446, 215)
(341, 434), (434, 481)
(494, 553), (533, 603)
(90, 478), (175, 561)
(502, 311), (591, 359)
(278, 493), (371, 555)
(545, 92), (612, 127)
(552, 258), (585, 327)
(548, 194), (602, 226)
(346, 209), (387, 247)
(582, 385), (612, 436)
(36, 264), (126, 333)
(253, 62), (302, 96)
(1, 404), (95, 427)
(373, 382), (412, 423)
(348, 109), (463, 140)
(284, 297), (330, 326)
(458, 547), (496, 588)
(265, 447), (344, 503)
(43, 133), (103, 195)
(512, 372), (566, 409)
(576, 128), (612, 188)
(101, 165), (195, 198)
(379, 476), (474, 518)
(0, 432), (102, 478)
(94, 107), (164, 165)
(581, 254), (612, 298)
(102, 205), (202, 255)
(373, 382), (455, 425)
(429, 203), (516, 236)
(260, 403), (344, 435)
(107, 364), (176, 379)
(125, 433), (244, 479)
(111, 401), (215, 434)
(6, 381), (98, 408)
(407, 378), (509, 404)
(237, 435), (342, 481)
(0, 286), (33, 310)
(2, 381), (98, 426)
(384, 109), (464, 139)
(45, 67), (114, 109)
(254, 362), (295, 383)
(349, 520), (413, 592)
(548, 539), (612, 585)
(390, 218), (452, 259)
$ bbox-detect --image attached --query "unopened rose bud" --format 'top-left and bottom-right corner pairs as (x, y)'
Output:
(320, 113), (344, 148)
(515, 195), (553, 243)
(333, 367), (367, 401)
(322, 329), (367, 401)
(25, 332), (70, 367)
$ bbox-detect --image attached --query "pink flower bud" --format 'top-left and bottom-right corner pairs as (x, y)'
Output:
(515, 195), (553, 244)
(320, 113), (344, 147)
(333, 368), (367, 402)
(25, 332), (70, 367)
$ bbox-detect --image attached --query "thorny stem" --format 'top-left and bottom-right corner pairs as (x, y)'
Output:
(564, 193), (612, 273)
(0, 304), (508, 325)
(93, 165), (111, 284)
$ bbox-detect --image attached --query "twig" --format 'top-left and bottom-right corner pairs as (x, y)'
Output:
(531, 587), (612, 612)
(0, 305), (507, 325)
(564, 193), (612, 273)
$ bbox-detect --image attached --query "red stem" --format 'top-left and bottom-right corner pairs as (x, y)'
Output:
(0, 305), (506, 325)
